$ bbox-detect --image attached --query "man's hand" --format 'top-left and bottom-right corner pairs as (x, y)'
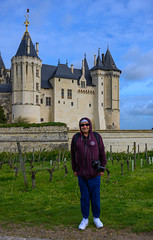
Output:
(74, 172), (78, 177)
(100, 172), (104, 176)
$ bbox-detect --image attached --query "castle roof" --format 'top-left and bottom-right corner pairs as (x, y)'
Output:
(0, 84), (12, 93)
(91, 48), (121, 72)
(52, 63), (77, 80)
(41, 64), (56, 88)
(104, 48), (121, 72)
(83, 56), (93, 86)
(0, 53), (5, 69)
(41, 56), (94, 88)
(15, 31), (39, 58)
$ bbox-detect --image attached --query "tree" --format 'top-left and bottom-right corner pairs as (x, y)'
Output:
(0, 106), (7, 123)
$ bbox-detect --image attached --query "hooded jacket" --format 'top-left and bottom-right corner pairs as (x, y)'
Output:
(71, 117), (107, 179)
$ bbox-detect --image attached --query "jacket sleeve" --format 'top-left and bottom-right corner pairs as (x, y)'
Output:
(98, 134), (107, 170)
(71, 136), (77, 172)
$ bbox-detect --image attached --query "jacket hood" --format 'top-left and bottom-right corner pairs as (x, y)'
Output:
(79, 117), (92, 133)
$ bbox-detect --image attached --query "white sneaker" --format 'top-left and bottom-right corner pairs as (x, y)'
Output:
(78, 218), (89, 230)
(93, 217), (103, 228)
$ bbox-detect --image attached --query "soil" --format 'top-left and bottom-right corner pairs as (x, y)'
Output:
(0, 224), (153, 240)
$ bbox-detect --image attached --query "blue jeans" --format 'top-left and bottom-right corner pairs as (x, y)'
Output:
(78, 175), (101, 219)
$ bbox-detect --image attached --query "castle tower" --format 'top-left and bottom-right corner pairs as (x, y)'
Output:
(90, 49), (106, 130)
(11, 11), (42, 123)
(103, 47), (121, 129)
(90, 48), (121, 130)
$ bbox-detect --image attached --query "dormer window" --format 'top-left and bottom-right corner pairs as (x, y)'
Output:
(81, 81), (85, 88)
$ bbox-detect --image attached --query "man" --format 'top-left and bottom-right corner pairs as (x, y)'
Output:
(71, 117), (107, 230)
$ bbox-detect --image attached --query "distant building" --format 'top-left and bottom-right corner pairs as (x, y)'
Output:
(0, 13), (121, 130)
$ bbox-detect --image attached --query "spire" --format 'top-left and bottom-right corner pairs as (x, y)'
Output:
(104, 48), (121, 72)
(15, 10), (39, 58)
(24, 9), (30, 32)
(96, 48), (103, 68)
(83, 54), (92, 85)
(0, 53), (5, 69)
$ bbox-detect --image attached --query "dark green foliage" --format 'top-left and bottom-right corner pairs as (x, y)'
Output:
(0, 121), (66, 128)
(0, 106), (7, 123)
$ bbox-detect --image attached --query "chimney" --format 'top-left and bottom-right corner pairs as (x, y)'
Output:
(82, 59), (85, 76)
(36, 42), (39, 56)
(102, 53), (105, 64)
(27, 37), (30, 55)
(71, 64), (74, 74)
(94, 54), (96, 66)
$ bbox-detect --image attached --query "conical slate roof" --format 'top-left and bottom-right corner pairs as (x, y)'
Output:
(0, 53), (5, 69)
(104, 48), (121, 72)
(15, 31), (38, 58)
(84, 55), (93, 86)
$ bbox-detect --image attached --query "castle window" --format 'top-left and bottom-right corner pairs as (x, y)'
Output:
(16, 64), (18, 76)
(36, 95), (39, 104)
(101, 91), (103, 94)
(58, 100), (60, 104)
(7, 113), (9, 120)
(61, 89), (64, 98)
(89, 104), (91, 107)
(36, 69), (39, 77)
(26, 63), (28, 75)
(81, 81), (85, 88)
(101, 82), (103, 86)
(36, 82), (39, 91)
(46, 97), (51, 106)
(72, 80), (74, 83)
(101, 103), (103, 107)
(67, 89), (72, 99)
(41, 118), (44, 122)
(71, 102), (74, 106)
(41, 99), (43, 104)
(59, 78), (60, 82)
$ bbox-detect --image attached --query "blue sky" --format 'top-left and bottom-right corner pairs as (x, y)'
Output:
(0, 0), (153, 130)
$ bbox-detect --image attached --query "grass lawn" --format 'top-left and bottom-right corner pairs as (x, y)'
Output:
(0, 157), (153, 233)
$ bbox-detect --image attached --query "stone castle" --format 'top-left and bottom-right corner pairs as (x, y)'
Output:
(0, 13), (121, 130)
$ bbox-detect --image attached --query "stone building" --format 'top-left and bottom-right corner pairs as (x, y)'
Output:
(0, 14), (121, 130)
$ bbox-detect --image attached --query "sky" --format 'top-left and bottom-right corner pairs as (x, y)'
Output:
(0, 0), (153, 130)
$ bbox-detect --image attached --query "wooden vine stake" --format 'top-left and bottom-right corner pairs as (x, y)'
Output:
(145, 143), (148, 164)
(134, 142), (136, 169)
(17, 141), (28, 188)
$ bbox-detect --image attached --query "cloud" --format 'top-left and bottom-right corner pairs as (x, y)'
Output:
(122, 49), (153, 81)
(128, 101), (153, 116)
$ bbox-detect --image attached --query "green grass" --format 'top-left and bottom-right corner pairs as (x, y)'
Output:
(0, 158), (153, 233)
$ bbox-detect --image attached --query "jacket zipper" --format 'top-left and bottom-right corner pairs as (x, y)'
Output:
(84, 138), (87, 176)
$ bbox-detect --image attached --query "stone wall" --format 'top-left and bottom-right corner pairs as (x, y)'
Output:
(68, 130), (153, 153)
(0, 127), (153, 153)
(0, 125), (68, 152)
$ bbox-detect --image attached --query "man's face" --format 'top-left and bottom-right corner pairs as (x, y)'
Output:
(80, 121), (90, 135)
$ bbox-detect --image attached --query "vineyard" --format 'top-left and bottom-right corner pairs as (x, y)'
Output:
(0, 143), (153, 233)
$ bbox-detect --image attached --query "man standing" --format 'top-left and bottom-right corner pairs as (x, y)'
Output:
(71, 117), (107, 230)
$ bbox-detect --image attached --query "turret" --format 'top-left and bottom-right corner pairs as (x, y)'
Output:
(103, 47), (121, 129)
(11, 10), (42, 123)
(90, 47), (121, 130)
(90, 49), (106, 130)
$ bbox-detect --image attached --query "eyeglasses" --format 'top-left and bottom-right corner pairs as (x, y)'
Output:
(80, 123), (89, 127)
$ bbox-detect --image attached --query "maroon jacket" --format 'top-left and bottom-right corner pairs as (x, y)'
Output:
(71, 117), (107, 179)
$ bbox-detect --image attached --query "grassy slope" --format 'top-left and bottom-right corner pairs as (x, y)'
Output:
(0, 159), (152, 233)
